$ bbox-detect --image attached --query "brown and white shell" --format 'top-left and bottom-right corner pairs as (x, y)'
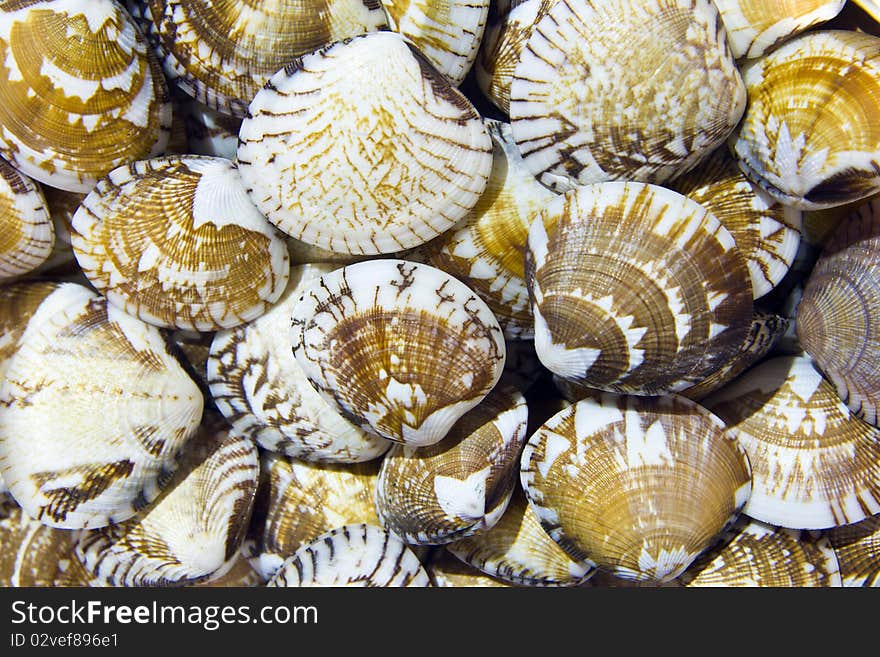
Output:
(826, 514), (880, 586)
(237, 31), (493, 255)
(0, 159), (54, 281)
(70, 155), (290, 331)
(0, 283), (204, 529)
(290, 259), (506, 447)
(183, 99), (242, 161)
(0, 280), (63, 375)
(0, 0), (171, 193)
(525, 181), (753, 396)
(426, 548), (513, 587)
(520, 392), (752, 583)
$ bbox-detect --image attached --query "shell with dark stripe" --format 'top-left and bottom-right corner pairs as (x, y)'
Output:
(0, 159), (54, 281)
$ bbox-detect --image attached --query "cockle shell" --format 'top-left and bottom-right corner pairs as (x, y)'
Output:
(193, 548), (265, 587)
(0, 280), (61, 374)
(520, 393), (752, 583)
(525, 181), (753, 395)
(208, 264), (391, 463)
(509, 0), (745, 192)
(237, 30), (493, 255)
(827, 514), (880, 586)
(290, 259), (506, 447)
(183, 99), (241, 161)
(70, 155), (290, 331)
(702, 355), (880, 529)
(0, 159), (54, 281)
(0, 0), (171, 193)
(730, 30), (880, 210)
(0, 283), (204, 529)
(267, 523), (432, 587)
(426, 548), (512, 587)
(797, 198), (880, 426)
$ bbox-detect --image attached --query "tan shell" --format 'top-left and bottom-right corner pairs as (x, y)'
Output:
(426, 548), (513, 587)
(0, 0), (171, 193)
(520, 392), (752, 582)
(852, 0), (880, 23)
(0, 280), (63, 376)
(70, 155), (290, 331)
(826, 514), (880, 586)
(0, 159), (54, 280)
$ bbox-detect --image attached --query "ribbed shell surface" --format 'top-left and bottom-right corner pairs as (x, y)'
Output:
(0, 159), (54, 280)
(827, 514), (880, 586)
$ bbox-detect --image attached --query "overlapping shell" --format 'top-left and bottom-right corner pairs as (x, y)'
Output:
(827, 514), (880, 586)
(426, 548), (513, 587)
(0, 159), (54, 281)
(183, 100), (241, 161)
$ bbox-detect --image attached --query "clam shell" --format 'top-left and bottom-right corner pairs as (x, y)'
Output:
(0, 280), (63, 376)
(193, 548), (265, 587)
(826, 515), (880, 586)
(0, 159), (54, 281)
(426, 548), (513, 587)
(266, 523), (431, 587)
(237, 31), (493, 255)
(520, 392), (752, 582)
(730, 30), (880, 210)
(702, 355), (880, 529)
(70, 155), (290, 331)
(0, 0), (171, 193)
(509, 0), (745, 192)
(290, 259), (506, 447)
(183, 99), (241, 161)
(525, 181), (753, 395)
(0, 283), (204, 529)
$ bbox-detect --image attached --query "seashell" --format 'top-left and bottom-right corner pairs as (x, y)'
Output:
(678, 517), (842, 587)
(801, 193), (879, 247)
(208, 264), (392, 463)
(520, 392), (752, 583)
(0, 0), (171, 193)
(74, 415), (259, 586)
(0, 159), (54, 281)
(376, 384), (528, 545)
(851, 0), (880, 23)
(445, 484), (594, 587)
(796, 199), (880, 425)
(168, 328), (212, 396)
(237, 30), (493, 255)
(0, 280), (63, 376)
(712, 0), (845, 59)
(509, 0), (745, 192)
(267, 523), (432, 587)
(183, 99), (241, 161)
(285, 236), (374, 268)
(32, 185), (85, 275)
(290, 259), (506, 447)
(826, 514), (880, 586)
(525, 181), (753, 396)
(243, 452), (380, 581)
(0, 283), (204, 529)
(70, 155), (290, 331)
(426, 548), (512, 587)
(729, 30), (880, 210)
(193, 548), (265, 587)
(419, 118), (556, 339)
(702, 355), (880, 529)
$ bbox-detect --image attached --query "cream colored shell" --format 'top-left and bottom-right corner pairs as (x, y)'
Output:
(0, 159), (54, 281)
(827, 514), (880, 586)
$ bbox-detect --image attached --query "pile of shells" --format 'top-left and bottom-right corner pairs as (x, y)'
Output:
(1, 0), (879, 589)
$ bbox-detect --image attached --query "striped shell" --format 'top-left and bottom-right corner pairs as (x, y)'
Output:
(0, 283), (204, 529)
(730, 30), (880, 210)
(426, 548), (513, 587)
(267, 523), (431, 587)
(520, 393), (752, 583)
(0, 280), (62, 375)
(827, 514), (880, 586)
(0, 0), (171, 192)
(208, 264), (391, 463)
(0, 159), (54, 280)
(70, 155), (290, 331)
(509, 0), (745, 192)
(290, 259), (506, 447)
(703, 355), (880, 529)
(237, 31), (493, 255)
(525, 181), (753, 395)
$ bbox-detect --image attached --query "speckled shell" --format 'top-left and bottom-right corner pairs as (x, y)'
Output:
(525, 181), (753, 395)
(520, 393), (752, 583)
(0, 0), (171, 192)
(509, 0), (745, 192)
(237, 31), (493, 255)
(0, 159), (54, 280)
(827, 514), (880, 586)
(208, 264), (391, 463)
(703, 355), (880, 529)
(797, 199), (880, 426)
(730, 30), (880, 210)
(267, 523), (431, 587)
(147, 0), (389, 117)
(290, 259), (506, 447)
(426, 548), (513, 587)
(0, 283), (204, 529)
(70, 155), (290, 331)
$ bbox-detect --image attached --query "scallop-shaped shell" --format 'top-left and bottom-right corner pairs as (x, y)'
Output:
(0, 0), (171, 193)
(290, 259), (506, 447)
(0, 280), (62, 375)
(730, 30), (880, 210)
(70, 155), (290, 331)
(509, 0), (745, 192)
(376, 384), (527, 545)
(267, 523), (431, 587)
(796, 199), (880, 426)
(0, 159), (54, 280)
(74, 418), (259, 586)
(520, 393), (752, 583)
(525, 181), (753, 395)
(0, 283), (204, 529)
(826, 514), (880, 586)
(713, 0), (845, 59)
(243, 453), (380, 581)
(420, 119), (556, 339)
(183, 100), (241, 161)
(678, 517), (842, 587)
(426, 548), (512, 587)
(702, 355), (880, 529)
(237, 31), (493, 255)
